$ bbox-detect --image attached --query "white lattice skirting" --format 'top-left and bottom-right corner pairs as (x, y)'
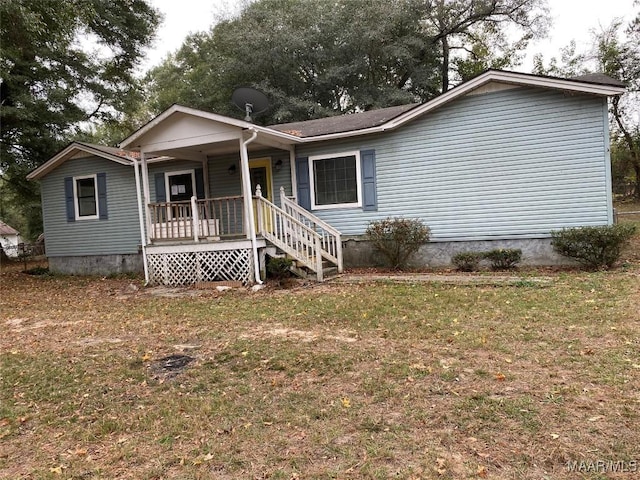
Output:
(147, 248), (253, 286)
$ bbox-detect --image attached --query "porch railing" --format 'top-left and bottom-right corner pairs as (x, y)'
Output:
(148, 196), (245, 241)
(147, 190), (343, 282)
(254, 190), (324, 281)
(279, 187), (343, 273)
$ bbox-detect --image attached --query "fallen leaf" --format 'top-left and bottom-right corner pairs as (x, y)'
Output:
(341, 397), (351, 408)
(49, 465), (63, 474)
(495, 372), (506, 381)
(477, 465), (488, 477)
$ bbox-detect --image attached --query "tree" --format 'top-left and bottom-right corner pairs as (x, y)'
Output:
(598, 15), (640, 199)
(533, 5), (640, 199)
(147, 0), (435, 125)
(532, 40), (588, 78)
(419, 0), (549, 91)
(147, 0), (548, 125)
(0, 0), (160, 238)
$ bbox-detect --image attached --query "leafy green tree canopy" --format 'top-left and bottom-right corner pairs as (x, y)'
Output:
(0, 0), (161, 237)
(147, 0), (434, 125)
(146, 0), (547, 124)
(420, 0), (549, 91)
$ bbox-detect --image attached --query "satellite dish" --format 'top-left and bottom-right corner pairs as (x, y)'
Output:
(232, 87), (269, 122)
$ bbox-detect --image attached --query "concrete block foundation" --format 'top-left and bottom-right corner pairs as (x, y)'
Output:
(342, 236), (567, 269)
(48, 254), (143, 276)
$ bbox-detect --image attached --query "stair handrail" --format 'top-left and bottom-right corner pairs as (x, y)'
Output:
(280, 187), (341, 236)
(254, 189), (323, 280)
(280, 187), (343, 273)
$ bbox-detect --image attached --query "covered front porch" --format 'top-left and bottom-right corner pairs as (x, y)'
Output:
(120, 105), (342, 286)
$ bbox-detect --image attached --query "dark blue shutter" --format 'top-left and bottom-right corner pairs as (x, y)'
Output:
(64, 177), (75, 222)
(97, 173), (108, 220)
(295, 157), (311, 210)
(195, 168), (205, 199)
(155, 172), (166, 202)
(360, 149), (377, 211)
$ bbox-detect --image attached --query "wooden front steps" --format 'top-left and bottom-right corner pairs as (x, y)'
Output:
(264, 246), (339, 281)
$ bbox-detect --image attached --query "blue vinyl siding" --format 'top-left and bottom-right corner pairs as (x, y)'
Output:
(205, 150), (292, 207)
(148, 160), (203, 201)
(296, 87), (611, 240)
(41, 156), (139, 256)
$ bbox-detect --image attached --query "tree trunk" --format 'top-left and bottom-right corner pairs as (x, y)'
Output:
(441, 36), (450, 92)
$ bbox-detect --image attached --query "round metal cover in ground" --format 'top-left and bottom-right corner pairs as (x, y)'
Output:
(149, 354), (195, 380)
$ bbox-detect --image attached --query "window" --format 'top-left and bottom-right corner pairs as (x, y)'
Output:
(74, 175), (98, 219)
(310, 152), (361, 209)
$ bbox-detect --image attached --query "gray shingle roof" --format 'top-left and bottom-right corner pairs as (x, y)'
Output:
(570, 73), (626, 87)
(269, 103), (419, 138)
(75, 142), (140, 159)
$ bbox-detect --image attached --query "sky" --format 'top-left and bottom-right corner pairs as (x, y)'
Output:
(140, 0), (638, 73)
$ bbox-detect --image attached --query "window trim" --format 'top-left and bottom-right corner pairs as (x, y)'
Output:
(73, 174), (99, 220)
(164, 169), (196, 203)
(309, 151), (362, 210)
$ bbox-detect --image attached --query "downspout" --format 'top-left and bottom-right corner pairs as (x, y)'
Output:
(140, 151), (152, 244)
(239, 129), (263, 284)
(132, 157), (150, 285)
(288, 146), (297, 199)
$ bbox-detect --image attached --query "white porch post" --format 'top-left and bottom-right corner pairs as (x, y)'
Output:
(238, 130), (262, 284)
(140, 151), (152, 244)
(201, 157), (211, 198)
(133, 158), (150, 284)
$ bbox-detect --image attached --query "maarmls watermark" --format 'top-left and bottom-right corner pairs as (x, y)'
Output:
(567, 460), (638, 473)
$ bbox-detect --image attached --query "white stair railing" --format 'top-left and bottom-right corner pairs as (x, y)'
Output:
(279, 187), (343, 273)
(254, 186), (324, 281)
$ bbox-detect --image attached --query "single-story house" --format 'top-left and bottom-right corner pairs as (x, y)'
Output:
(0, 221), (22, 258)
(27, 70), (626, 284)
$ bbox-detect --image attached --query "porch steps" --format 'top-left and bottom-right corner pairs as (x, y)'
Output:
(264, 246), (339, 281)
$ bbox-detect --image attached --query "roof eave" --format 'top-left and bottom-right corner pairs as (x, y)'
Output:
(119, 104), (303, 151)
(27, 142), (133, 181)
(294, 70), (626, 142)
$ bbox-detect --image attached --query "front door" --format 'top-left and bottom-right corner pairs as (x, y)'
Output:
(166, 170), (195, 220)
(249, 158), (273, 231)
(249, 158), (272, 201)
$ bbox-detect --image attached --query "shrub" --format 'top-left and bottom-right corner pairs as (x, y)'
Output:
(266, 256), (293, 285)
(551, 224), (637, 270)
(365, 218), (430, 269)
(484, 248), (522, 270)
(451, 252), (483, 272)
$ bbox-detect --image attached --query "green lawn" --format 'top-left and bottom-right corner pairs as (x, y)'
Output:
(1, 261), (639, 479)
